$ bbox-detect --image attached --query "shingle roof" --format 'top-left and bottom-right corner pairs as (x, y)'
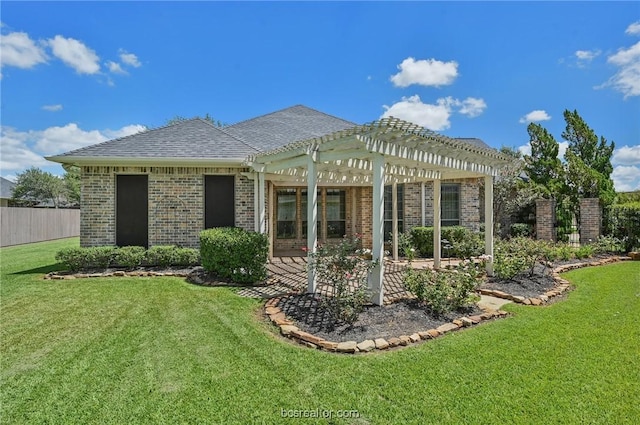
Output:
(454, 138), (492, 150)
(51, 119), (259, 160)
(224, 105), (356, 152)
(1, 177), (16, 199)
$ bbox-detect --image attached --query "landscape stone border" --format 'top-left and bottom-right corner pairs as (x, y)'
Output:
(44, 270), (191, 280)
(479, 255), (632, 306)
(265, 297), (509, 354)
(265, 254), (634, 354)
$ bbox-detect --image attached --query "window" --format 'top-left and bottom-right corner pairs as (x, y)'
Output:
(301, 189), (321, 238)
(383, 184), (404, 241)
(276, 189), (297, 238)
(441, 183), (460, 226)
(325, 189), (346, 238)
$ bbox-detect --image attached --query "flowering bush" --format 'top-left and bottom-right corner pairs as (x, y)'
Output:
(404, 260), (482, 315)
(307, 235), (376, 325)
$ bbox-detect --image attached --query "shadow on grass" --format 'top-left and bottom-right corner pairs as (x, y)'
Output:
(11, 263), (66, 276)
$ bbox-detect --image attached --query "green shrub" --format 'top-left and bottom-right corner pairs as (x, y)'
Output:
(55, 247), (86, 272)
(575, 245), (594, 259)
(494, 237), (551, 280)
(145, 245), (177, 267)
(410, 226), (483, 258)
(173, 247), (200, 266)
(86, 246), (116, 269)
(592, 235), (625, 254)
(199, 227), (268, 284)
(510, 223), (533, 238)
(113, 246), (146, 269)
(404, 260), (482, 315)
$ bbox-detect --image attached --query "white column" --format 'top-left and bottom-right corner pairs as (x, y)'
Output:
(267, 181), (274, 261)
(369, 154), (385, 305)
(307, 153), (318, 293)
(421, 181), (426, 227)
(392, 181), (398, 261)
(258, 172), (266, 234)
(484, 175), (494, 276)
(433, 179), (441, 269)
(254, 175), (259, 232)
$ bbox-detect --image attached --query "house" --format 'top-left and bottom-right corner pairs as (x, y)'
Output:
(0, 177), (16, 207)
(47, 105), (511, 304)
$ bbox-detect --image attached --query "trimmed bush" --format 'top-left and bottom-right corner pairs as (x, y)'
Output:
(113, 246), (146, 269)
(410, 226), (483, 258)
(145, 245), (177, 268)
(172, 247), (200, 266)
(55, 247), (86, 272)
(200, 227), (268, 284)
(86, 246), (117, 269)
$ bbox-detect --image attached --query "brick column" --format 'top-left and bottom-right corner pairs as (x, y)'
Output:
(535, 198), (556, 242)
(580, 198), (601, 244)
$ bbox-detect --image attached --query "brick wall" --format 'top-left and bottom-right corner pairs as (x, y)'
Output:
(535, 198), (556, 241)
(579, 198), (601, 244)
(81, 165), (253, 248)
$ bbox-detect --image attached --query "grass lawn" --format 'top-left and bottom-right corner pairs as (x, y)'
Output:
(1, 238), (639, 424)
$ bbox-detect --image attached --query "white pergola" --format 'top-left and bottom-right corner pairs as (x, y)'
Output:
(246, 117), (512, 305)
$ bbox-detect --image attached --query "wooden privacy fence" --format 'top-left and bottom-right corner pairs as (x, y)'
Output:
(0, 207), (80, 247)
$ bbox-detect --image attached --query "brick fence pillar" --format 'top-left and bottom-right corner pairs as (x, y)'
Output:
(580, 198), (601, 244)
(535, 198), (556, 242)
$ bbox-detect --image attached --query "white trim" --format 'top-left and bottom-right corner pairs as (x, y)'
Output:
(46, 156), (246, 167)
(370, 154), (385, 306)
(433, 179), (441, 269)
(484, 175), (494, 276)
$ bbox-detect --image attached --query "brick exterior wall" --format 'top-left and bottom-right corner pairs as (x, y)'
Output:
(80, 166), (253, 248)
(579, 198), (601, 244)
(535, 198), (556, 241)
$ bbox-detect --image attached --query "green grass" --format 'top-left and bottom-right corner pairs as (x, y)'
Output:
(2, 238), (639, 424)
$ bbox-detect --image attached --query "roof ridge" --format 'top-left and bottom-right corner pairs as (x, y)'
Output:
(199, 119), (262, 153)
(226, 104), (356, 128)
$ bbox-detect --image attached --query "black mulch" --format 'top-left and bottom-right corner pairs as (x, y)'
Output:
(277, 294), (484, 343)
(480, 263), (558, 298)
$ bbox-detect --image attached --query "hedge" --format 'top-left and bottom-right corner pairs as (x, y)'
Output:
(199, 227), (268, 284)
(409, 226), (483, 258)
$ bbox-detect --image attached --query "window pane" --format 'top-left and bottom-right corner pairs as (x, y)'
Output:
(326, 189), (345, 238)
(277, 189), (297, 238)
(384, 184), (404, 241)
(441, 183), (460, 226)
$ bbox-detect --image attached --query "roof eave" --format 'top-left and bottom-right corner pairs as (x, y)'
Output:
(45, 155), (247, 168)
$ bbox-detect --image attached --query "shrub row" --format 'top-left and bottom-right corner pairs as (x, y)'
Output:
(199, 227), (268, 284)
(409, 226), (484, 259)
(56, 245), (200, 272)
(607, 202), (640, 252)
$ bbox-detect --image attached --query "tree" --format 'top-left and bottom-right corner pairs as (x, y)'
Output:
(523, 123), (564, 197)
(63, 166), (81, 206)
(562, 109), (616, 211)
(11, 167), (64, 207)
(166, 113), (226, 127)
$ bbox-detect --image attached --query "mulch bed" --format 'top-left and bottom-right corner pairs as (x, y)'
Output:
(277, 294), (483, 343)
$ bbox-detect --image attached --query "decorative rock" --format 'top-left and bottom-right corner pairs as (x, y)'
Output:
(409, 333), (421, 343)
(63, 275), (76, 280)
(530, 298), (542, 306)
(374, 338), (390, 349)
(480, 312), (494, 320)
(427, 329), (440, 338)
(511, 295), (525, 303)
(292, 330), (324, 345)
(387, 337), (401, 347)
(280, 325), (298, 336)
(468, 315), (483, 324)
(496, 310), (508, 316)
(452, 319), (463, 326)
(318, 340), (338, 351)
(337, 341), (358, 353)
(114, 271), (126, 276)
(265, 306), (280, 315)
(539, 295), (549, 302)
(398, 335), (411, 345)
(460, 317), (474, 327)
(522, 298), (532, 305)
(418, 331), (431, 339)
(89, 273), (102, 278)
(357, 340), (376, 352)
(436, 323), (458, 334)
(52, 275), (65, 280)
(303, 341), (318, 349)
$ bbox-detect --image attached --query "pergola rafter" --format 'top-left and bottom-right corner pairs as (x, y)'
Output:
(245, 117), (513, 305)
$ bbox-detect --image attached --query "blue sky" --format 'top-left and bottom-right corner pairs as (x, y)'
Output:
(2, 1), (639, 190)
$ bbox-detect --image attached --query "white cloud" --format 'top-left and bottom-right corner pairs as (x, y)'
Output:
(0, 31), (48, 69)
(42, 104), (63, 112)
(612, 145), (640, 166)
(381, 95), (485, 131)
(0, 123), (145, 173)
(600, 41), (640, 98)
(575, 49), (600, 61)
(626, 21), (640, 36)
(106, 60), (127, 75)
(519, 110), (552, 124)
(517, 141), (568, 159)
(119, 49), (141, 67)
(612, 165), (640, 191)
(390, 57), (458, 88)
(458, 97), (487, 117)
(47, 35), (100, 74)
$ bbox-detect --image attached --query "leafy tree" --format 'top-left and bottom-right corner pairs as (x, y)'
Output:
(166, 113), (226, 127)
(11, 167), (64, 207)
(523, 123), (564, 197)
(63, 166), (81, 206)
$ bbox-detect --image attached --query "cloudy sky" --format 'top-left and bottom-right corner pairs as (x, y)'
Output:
(1, 2), (639, 190)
